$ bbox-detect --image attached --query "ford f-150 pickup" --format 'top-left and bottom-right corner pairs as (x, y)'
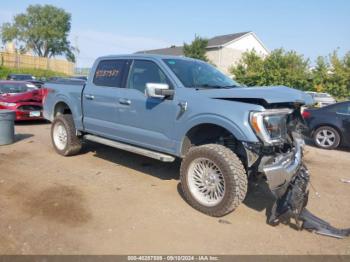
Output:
(43, 54), (349, 238)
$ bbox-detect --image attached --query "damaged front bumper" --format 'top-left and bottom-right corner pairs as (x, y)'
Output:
(251, 138), (350, 238)
(259, 138), (304, 197)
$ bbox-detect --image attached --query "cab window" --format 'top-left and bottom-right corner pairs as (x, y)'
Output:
(127, 60), (170, 93)
(93, 60), (127, 87)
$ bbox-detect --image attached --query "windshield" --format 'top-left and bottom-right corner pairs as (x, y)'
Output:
(163, 59), (240, 89)
(0, 83), (37, 94)
(315, 93), (332, 98)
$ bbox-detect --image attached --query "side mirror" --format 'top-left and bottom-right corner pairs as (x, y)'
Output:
(145, 83), (174, 99)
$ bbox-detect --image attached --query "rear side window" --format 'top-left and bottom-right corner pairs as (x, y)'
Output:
(93, 60), (127, 87)
(328, 103), (350, 114)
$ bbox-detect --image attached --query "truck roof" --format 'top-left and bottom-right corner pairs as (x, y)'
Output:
(96, 53), (197, 61)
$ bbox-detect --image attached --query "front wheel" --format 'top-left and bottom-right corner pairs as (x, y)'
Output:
(180, 144), (248, 217)
(51, 115), (82, 156)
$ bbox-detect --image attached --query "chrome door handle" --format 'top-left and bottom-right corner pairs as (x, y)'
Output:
(119, 98), (131, 105)
(85, 94), (95, 100)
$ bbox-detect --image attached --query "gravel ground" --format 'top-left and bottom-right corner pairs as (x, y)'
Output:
(0, 121), (349, 254)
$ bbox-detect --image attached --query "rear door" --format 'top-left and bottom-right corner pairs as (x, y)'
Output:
(82, 59), (130, 138)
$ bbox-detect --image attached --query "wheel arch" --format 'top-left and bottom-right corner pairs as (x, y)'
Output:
(179, 122), (248, 167)
(51, 95), (83, 130)
(54, 101), (72, 117)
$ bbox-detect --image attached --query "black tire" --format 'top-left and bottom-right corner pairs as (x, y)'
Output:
(51, 114), (82, 156)
(180, 144), (248, 217)
(312, 126), (340, 150)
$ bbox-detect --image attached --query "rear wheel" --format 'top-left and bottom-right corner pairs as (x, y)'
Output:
(180, 144), (248, 217)
(313, 126), (340, 149)
(51, 115), (82, 156)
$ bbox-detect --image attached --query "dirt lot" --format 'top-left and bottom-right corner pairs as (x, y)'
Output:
(0, 122), (349, 254)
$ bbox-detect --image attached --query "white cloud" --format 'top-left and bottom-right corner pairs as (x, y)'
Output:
(71, 30), (173, 67)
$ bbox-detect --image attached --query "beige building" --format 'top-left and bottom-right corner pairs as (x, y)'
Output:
(137, 31), (269, 75)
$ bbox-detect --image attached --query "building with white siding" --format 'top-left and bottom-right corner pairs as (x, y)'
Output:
(137, 31), (269, 74)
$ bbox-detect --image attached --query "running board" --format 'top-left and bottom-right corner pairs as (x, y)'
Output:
(84, 134), (175, 162)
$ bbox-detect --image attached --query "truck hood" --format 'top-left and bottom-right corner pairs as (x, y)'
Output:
(0, 89), (43, 103)
(198, 86), (314, 106)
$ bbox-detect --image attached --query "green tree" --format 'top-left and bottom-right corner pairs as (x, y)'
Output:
(1, 4), (76, 62)
(183, 35), (209, 62)
(326, 51), (350, 97)
(231, 49), (311, 90)
(229, 50), (265, 86)
(311, 51), (350, 98)
(312, 56), (329, 92)
(343, 52), (350, 96)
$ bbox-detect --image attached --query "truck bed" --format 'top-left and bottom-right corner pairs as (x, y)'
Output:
(43, 81), (85, 130)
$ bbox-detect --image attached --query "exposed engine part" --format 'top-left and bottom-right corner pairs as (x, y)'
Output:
(268, 165), (350, 239)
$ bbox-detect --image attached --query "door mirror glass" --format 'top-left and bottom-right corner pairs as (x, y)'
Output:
(145, 83), (174, 99)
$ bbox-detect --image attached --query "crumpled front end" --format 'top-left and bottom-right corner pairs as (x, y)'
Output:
(242, 104), (308, 196)
(242, 107), (350, 238)
(259, 137), (304, 197)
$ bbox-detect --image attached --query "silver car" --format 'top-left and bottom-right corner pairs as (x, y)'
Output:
(305, 91), (336, 107)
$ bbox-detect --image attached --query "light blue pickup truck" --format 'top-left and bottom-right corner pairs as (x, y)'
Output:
(44, 54), (314, 220)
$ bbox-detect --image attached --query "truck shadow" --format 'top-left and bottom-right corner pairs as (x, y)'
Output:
(85, 141), (180, 181)
(87, 141), (276, 218)
(176, 177), (276, 220)
(243, 178), (276, 220)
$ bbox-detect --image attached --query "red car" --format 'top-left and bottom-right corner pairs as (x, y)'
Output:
(0, 81), (45, 121)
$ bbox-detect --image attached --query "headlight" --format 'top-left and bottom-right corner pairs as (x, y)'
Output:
(250, 108), (293, 145)
(0, 102), (17, 107)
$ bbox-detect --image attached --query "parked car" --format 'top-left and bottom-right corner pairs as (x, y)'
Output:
(71, 75), (88, 81)
(0, 81), (44, 121)
(302, 101), (350, 149)
(43, 54), (316, 221)
(0, 81), (38, 93)
(7, 74), (35, 81)
(305, 91), (336, 107)
(6, 73), (44, 88)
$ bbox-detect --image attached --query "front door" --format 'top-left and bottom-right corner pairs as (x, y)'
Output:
(336, 102), (350, 145)
(116, 59), (180, 154)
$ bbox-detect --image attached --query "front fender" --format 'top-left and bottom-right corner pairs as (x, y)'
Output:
(176, 113), (259, 155)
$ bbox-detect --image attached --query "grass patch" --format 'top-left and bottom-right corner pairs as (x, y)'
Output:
(0, 66), (68, 80)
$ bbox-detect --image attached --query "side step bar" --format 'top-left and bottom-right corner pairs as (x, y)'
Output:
(84, 134), (175, 162)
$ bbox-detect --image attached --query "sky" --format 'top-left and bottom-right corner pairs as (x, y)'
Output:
(0, 0), (349, 67)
